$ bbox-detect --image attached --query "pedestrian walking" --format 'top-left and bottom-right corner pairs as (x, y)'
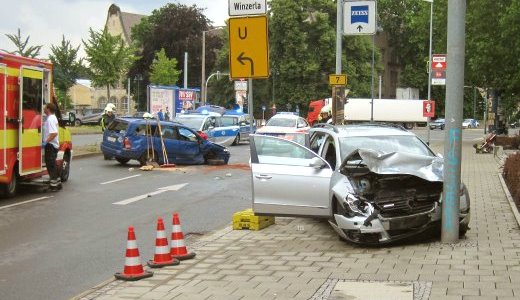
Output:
(157, 109), (164, 121)
(165, 107), (171, 121)
(43, 103), (62, 191)
(101, 106), (116, 131)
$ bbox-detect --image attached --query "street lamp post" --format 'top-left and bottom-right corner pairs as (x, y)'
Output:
(134, 74), (143, 110)
(204, 71), (229, 103)
(425, 0), (434, 145)
(201, 27), (225, 105)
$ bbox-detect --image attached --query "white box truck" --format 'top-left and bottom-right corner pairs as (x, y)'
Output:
(344, 98), (427, 129)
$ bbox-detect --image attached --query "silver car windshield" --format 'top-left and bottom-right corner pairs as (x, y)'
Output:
(266, 118), (296, 127)
(174, 117), (204, 130)
(339, 135), (434, 159)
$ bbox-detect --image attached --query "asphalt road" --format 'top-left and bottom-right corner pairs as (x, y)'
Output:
(0, 143), (252, 300)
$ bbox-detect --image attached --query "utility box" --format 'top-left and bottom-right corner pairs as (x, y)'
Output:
(232, 209), (275, 231)
(396, 88), (420, 100)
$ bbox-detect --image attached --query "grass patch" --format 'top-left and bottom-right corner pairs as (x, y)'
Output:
(68, 125), (102, 135)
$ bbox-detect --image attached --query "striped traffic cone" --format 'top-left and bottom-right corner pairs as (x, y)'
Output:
(170, 213), (196, 260)
(115, 226), (153, 281)
(148, 217), (180, 268)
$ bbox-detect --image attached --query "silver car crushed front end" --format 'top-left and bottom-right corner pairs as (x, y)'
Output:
(329, 149), (470, 245)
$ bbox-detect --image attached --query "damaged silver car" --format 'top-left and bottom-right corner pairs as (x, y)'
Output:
(250, 124), (470, 245)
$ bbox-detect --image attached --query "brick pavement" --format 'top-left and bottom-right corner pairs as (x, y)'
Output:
(78, 143), (520, 300)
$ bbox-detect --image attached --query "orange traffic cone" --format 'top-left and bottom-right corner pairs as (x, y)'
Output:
(170, 213), (196, 260)
(115, 226), (153, 281)
(148, 217), (180, 268)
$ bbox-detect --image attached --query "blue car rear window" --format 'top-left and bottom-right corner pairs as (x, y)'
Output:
(107, 120), (129, 133)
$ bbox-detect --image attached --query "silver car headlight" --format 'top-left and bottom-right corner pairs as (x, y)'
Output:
(344, 194), (372, 217)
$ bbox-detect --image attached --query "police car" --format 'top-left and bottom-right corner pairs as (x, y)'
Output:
(174, 113), (240, 147)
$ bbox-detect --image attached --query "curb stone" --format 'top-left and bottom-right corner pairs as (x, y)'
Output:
(73, 152), (102, 160)
(498, 173), (520, 228)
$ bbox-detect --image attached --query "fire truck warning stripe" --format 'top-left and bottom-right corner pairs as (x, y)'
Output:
(6, 67), (19, 77)
(22, 69), (43, 80)
(22, 129), (41, 148)
(0, 129), (70, 149)
(5, 67), (44, 79)
(0, 129), (41, 149)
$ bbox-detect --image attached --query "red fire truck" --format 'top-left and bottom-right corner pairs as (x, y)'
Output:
(0, 52), (73, 197)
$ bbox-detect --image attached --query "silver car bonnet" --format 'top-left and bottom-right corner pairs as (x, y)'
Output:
(340, 149), (444, 182)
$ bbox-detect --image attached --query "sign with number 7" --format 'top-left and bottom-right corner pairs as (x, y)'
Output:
(329, 74), (347, 86)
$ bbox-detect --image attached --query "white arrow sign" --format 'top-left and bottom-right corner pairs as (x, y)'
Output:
(113, 183), (189, 205)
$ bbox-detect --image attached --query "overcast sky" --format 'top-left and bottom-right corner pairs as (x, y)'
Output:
(0, 0), (228, 58)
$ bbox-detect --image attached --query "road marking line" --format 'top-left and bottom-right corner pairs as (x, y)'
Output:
(113, 190), (166, 205)
(100, 174), (141, 185)
(112, 183), (189, 206)
(158, 183), (189, 191)
(0, 196), (54, 210)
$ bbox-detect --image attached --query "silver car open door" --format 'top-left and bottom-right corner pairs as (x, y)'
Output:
(250, 134), (333, 217)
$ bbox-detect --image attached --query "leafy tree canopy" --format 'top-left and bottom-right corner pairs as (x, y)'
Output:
(2, 28), (42, 58)
(83, 28), (135, 99)
(149, 48), (182, 86)
(129, 3), (223, 109)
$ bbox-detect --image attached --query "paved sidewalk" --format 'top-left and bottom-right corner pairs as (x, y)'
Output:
(79, 144), (520, 300)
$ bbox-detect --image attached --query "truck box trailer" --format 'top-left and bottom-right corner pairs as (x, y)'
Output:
(344, 98), (427, 129)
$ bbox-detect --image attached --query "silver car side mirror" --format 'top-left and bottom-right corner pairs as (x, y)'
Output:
(309, 157), (326, 169)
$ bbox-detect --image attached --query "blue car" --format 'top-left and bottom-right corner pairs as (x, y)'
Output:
(101, 118), (230, 166)
(222, 111), (256, 144)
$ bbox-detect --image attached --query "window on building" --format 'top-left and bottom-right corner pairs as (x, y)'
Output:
(121, 96), (129, 110)
(98, 97), (107, 109)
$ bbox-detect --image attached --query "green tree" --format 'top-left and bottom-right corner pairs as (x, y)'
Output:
(129, 3), (223, 109)
(2, 28), (42, 58)
(149, 48), (182, 85)
(210, 0), (382, 117)
(83, 28), (135, 99)
(49, 36), (84, 108)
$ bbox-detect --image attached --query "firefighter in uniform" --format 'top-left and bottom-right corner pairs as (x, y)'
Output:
(101, 106), (116, 131)
(43, 103), (62, 191)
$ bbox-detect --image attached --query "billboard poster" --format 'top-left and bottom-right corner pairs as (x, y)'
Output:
(149, 87), (174, 114)
(178, 89), (197, 113)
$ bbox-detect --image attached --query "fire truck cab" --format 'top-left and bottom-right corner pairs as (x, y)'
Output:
(0, 52), (73, 197)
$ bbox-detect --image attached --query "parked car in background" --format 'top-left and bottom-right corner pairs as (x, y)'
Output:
(256, 113), (310, 145)
(429, 118), (445, 130)
(462, 118), (479, 129)
(249, 124), (470, 245)
(75, 108), (105, 126)
(223, 110), (256, 144)
(101, 118), (230, 166)
(174, 113), (240, 147)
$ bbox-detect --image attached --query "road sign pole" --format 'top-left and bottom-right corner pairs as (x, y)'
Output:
(426, 0), (433, 145)
(335, 0), (343, 74)
(248, 79), (254, 133)
(442, 0), (466, 244)
(201, 31), (206, 105)
(370, 34), (375, 122)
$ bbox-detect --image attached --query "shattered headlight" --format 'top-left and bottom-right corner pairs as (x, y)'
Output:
(344, 194), (372, 217)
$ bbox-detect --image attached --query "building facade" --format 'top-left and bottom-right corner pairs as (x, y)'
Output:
(69, 4), (145, 112)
